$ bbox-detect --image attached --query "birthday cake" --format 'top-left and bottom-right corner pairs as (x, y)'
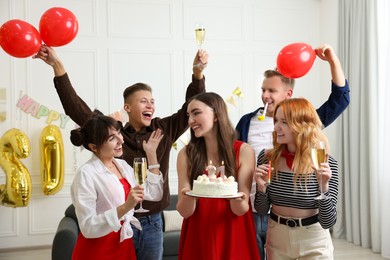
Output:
(192, 174), (238, 196)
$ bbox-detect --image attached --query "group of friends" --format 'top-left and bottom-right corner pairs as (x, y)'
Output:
(34, 43), (349, 260)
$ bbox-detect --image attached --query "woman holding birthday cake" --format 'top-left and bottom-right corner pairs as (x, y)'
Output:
(176, 92), (260, 260)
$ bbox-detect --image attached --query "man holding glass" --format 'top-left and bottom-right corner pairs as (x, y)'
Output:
(34, 46), (208, 260)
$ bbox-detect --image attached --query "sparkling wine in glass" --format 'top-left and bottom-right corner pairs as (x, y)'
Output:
(195, 24), (205, 50)
(133, 157), (149, 213)
(311, 141), (329, 200)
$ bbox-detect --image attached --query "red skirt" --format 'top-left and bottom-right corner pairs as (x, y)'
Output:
(179, 197), (260, 260)
(72, 229), (136, 260)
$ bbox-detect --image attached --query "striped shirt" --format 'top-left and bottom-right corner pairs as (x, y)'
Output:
(254, 149), (339, 229)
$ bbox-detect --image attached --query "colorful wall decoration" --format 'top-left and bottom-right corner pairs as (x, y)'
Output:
(16, 94), (70, 129)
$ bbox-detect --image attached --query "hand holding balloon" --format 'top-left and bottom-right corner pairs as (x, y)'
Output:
(314, 44), (346, 86)
(315, 44), (337, 63)
(33, 45), (61, 66)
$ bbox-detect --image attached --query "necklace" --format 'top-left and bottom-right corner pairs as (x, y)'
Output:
(106, 162), (123, 178)
(105, 161), (116, 169)
(207, 157), (220, 167)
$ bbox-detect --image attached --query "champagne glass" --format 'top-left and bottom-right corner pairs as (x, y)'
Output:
(133, 157), (149, 213)
(311, 141), (329, 200)
(194, 23), (205, 50)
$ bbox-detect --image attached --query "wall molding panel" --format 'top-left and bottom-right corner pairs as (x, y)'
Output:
(0, 0), (338, 250)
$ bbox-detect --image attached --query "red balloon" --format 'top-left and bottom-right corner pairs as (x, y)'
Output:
(0, 19), (42, 58)
(276, 43), (316, 79)
(39, 7), (79, 47)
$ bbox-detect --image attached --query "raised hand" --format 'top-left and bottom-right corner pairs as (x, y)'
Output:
(315, 43), (345, 87)
(142, 129), (164, 155)
(315, 44), (337, 63)
(32, 45), (59, 65)
(193, 49), (209, 79)
(32, 45), (66, 76)
(142, 129), (163, 176)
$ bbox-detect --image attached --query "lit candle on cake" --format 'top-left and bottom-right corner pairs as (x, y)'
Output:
(206, 160), (216, 176)
(219, 161), (225, 179)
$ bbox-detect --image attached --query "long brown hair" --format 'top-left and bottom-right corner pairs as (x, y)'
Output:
(269, 98), (329, 184)
(185, 92), (237, 184)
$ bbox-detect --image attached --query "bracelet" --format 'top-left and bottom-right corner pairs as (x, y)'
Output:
(148, 164), (160, 170)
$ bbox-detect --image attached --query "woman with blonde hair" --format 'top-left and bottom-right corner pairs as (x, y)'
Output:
(255, 98), (338, 259)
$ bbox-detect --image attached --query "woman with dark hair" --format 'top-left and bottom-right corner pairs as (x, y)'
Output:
(70, 111), (164, 260)
(254, 98), (338, 259)
(176, 93), (260, 259)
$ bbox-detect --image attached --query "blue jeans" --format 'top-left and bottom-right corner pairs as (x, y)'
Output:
(132, 213), (163, 260)
(253, 212), (269, 260)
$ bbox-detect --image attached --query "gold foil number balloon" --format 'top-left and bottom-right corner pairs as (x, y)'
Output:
(0, 128), (32, 207)
(40, 125), (64, 195)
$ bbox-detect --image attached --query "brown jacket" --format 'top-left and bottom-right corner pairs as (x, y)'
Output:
(53, 73), (205, 215)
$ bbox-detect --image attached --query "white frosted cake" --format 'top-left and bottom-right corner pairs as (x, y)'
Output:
(192, 174), (238, 196)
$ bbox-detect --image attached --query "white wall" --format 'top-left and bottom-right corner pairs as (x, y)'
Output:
(318, 0), (342, 161)
(0, 0), (338, 249)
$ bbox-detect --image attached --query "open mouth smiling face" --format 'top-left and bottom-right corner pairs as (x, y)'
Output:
(125, 90), (155, 131)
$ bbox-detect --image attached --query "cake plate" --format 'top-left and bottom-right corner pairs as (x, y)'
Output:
(185, 191), (244, 199)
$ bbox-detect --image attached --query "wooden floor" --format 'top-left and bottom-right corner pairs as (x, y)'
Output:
(332, 238), (386, 260)
(0, 238), (386, 260)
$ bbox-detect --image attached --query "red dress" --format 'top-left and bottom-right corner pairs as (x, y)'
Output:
(72, 178), (136, 260)
(179, 141), (260, 260)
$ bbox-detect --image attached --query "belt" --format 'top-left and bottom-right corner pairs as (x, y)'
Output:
(136, 212), (161, 224)
(270, 211), (318, 228)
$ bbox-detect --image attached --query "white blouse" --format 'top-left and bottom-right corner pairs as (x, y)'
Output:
(71, 154), (164, 242)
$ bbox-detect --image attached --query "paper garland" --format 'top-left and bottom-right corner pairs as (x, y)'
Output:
(16, 94), (70, 129)
(225, 86), (244, 107)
